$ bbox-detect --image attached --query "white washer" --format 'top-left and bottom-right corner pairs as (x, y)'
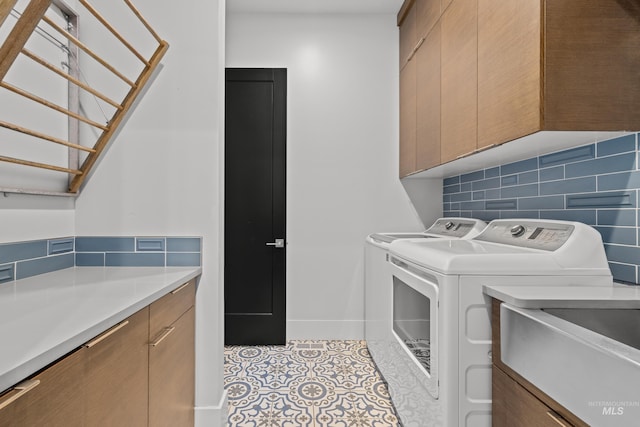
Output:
(364, 218), (486, 424)
(365, 218), (486, 349)
(381, 219), (613, 427)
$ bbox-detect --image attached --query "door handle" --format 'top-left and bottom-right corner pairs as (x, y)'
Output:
(265, 238), (285, 248)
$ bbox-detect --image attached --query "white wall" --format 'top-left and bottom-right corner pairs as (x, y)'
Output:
(74, 0), (227, 425)
(226, 12), (433, 339)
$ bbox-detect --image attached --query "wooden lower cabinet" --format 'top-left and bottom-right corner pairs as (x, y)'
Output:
(0, 349), (86, 427)
(149, 307), (195, 427)
(86, 307), (150, 426)
(0, 280), (196, 427)
(149, 280), (196, 427)
(493, 366), (574, 427)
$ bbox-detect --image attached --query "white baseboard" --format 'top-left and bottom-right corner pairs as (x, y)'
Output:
(287, 320), (364, 340)
(195, 390), (228, 427)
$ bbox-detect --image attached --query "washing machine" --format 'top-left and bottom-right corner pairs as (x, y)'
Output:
(381, 219), (613, 427)
(364, 218), (486, 423)
(365, 218), (486, 349)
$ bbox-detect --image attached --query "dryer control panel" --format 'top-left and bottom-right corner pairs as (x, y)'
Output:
(426, 218), (483, 238)
(474, 220), (575, 251)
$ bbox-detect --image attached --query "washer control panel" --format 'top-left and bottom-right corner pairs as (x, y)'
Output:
(475, 220), (575, 251)
(427, 218), (480, 238)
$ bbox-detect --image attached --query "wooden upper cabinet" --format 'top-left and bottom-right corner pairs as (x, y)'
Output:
(441, 0), (478, 163)
(400, 59), (417, 177)
(477, 0), (542, 150)
(416, 21), (441, 170)
(400, 0), (640, 175)
(415, 0), (440, 39)
(543, 0), (640, 130)
(478, 0), (640, 148)
(399, 1), (417, 68)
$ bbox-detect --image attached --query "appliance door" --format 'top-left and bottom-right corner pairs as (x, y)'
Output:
(389, 255), (439, 399)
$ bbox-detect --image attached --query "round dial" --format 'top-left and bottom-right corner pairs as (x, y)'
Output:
(445, 221), (455, 230)
(510, 225), (526, 237)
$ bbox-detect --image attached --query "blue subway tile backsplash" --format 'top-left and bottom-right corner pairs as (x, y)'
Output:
(105, 253), (165, 267)
(0, 264), (14, 284)
(0, 235), (202, 286)
(75, 237), (135, 252)
(0, 241), (47, 264)
(443, 133), (640, 284)
(166, 237), (201, 252)
(48, 238), (74, 255)
(16, 254), (74, 280)
(76, 252), (106, 267)
(136, 238), (166, 252)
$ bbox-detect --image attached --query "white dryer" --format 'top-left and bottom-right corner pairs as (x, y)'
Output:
(364, 218), (486, 424)
(365, 218), (486, 351)
(383, 219), (613, 427)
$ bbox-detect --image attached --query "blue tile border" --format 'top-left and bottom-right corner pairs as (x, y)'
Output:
(105, 253), (165, 267)
(75, 237), (135, 252)
(136, 238), (166, 252)
(48, 238), (74, 255)
(0, 264), (14, 284)
(0, 235), (202, 286)
(443, 132), (640, 285)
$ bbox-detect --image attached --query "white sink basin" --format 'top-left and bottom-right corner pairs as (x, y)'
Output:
(501, 304), (640, 426)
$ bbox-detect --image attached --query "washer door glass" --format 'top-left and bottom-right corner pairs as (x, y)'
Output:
(393, 277), (433, 374)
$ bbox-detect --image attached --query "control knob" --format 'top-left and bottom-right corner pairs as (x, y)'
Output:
(445, 221), (455, 230)
(510, 225), (526, 237)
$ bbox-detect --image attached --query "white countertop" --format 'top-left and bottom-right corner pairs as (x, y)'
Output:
(0, 266), (201, 392)
(484, 283), (640, 309)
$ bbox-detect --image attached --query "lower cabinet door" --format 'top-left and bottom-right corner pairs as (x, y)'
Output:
(85, 307), (150, 427)
(149, 306), (195, 427)
(0, 348), (86, 427)
(493, 366), (574, 427)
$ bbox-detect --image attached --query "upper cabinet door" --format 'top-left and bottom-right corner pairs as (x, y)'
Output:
(399, 2), (417, 68)
(543, 0), (640, 130)
(441, 0), (478, 163)
(416, 0), (440, 39)
(477, 0), (542, 149)
(416, 21), (441, 171)
(399, 58), (417, 178)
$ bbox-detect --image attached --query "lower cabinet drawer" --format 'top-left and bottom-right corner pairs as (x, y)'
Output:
(150, 280), (196, 334)
(0, 349), (86, 427)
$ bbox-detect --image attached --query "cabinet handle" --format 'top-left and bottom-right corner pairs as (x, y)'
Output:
(171, 281), (191, 295)
(84, 320), (129, 348)
(0, 379), (40, 411)
(455, 143), (499, 160)
(406, 37), (425, 62)
(150, 326), (175, 347)
(547, 411), (569, 426)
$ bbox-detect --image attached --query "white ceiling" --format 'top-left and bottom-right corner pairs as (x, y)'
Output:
(226, 0), (403, 14)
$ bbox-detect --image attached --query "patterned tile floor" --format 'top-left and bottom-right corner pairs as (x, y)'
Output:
(224, 340), (400, 426)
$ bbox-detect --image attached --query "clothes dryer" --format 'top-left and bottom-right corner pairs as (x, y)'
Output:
(382, 219), (612, 427)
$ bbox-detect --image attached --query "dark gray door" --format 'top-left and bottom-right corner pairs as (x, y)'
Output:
(224, 68), (286, 345)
